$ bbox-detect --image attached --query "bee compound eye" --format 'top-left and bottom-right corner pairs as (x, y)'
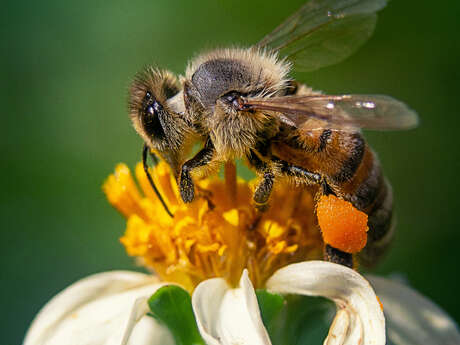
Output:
(145, 104), (155, 116)
(144, 101), (164, 117)
(142, 100), (166, 139)
(153, 101), (163, 112)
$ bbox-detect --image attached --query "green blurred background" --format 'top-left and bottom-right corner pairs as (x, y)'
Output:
(2, 0), (459, 343)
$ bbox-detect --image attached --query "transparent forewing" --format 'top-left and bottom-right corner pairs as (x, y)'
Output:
(243, 94), (419, 130)
(257, 0), (387, 72)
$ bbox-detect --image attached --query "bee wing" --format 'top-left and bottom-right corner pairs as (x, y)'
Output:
(256, 0), (387, 72)
(242, 94), (419, 130)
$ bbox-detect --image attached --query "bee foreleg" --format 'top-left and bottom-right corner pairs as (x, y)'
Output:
(179, 139), (215, 203)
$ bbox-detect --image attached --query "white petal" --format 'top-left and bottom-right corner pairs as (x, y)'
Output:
(324, 310), (349, 345)
(192, 270), (272, 345)
(121, 297), (149, 345)
(368, 275), (460, 345)
(23, 270), (174, 345)
(191, 277), (227, 345)
(266, 261), (385, 345)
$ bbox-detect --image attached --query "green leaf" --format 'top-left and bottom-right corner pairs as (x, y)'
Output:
(256, 289), (285, 336)
(148, 285), (205, 345)
(287, 295), (335, 345)
(256, 290), (336, 345)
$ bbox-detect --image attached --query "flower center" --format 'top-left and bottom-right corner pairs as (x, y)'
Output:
(104, 161), (324, 291)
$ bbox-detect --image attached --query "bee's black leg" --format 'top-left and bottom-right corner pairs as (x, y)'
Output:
(273, 157), (337, 197)
(179, 139), (214, 203)
(324, 244), (354, 268)
(272, 157), (323, 185)
(250, 155), (327, 211)
(272, 158), (354, 268)
(254, 171), (275, 211)
(247, 150), (274, 211)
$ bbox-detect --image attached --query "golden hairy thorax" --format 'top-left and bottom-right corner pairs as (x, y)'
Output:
(183, 48), (291, 158)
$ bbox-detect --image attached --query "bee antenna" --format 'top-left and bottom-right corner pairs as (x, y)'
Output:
(142, 144), (174, 218)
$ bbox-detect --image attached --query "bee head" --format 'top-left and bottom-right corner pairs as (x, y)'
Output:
(129, 67), (187, 173)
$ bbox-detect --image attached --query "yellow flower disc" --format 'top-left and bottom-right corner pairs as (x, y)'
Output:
(103, 161), (323, 291)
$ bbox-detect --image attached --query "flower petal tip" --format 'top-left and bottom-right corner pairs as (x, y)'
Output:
(266, 261), (385, 345)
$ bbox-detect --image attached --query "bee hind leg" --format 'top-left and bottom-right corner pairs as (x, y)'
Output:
(179, 139), (215, 203)
(272, 156), (323, 186)
(270, 158), (354, 268)
(324, 244), (354, 268)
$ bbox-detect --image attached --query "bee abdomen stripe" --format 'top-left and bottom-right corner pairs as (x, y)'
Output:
(358, 220), (395, 267)
(333, 134), (365, 183)
(367, 179), (393, 242)
(358, 179), (394, 267)
(351, 154), (382, 210)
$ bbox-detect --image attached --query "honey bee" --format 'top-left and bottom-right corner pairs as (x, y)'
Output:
(129, 0), (418, 267)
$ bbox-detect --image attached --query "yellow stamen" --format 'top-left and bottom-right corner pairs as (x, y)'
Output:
(103, 162), (323, 291)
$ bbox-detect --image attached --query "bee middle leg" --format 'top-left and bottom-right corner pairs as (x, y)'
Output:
(250, 153), (325, 210)
(179, 139), (215, 203)
(254, 171), (275, 207)
(247, 150), (275, 211)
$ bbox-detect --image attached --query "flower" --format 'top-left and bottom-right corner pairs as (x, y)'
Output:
(103, 160), (324, 291)
(23, 161), (460, 345)
(193, 262), (385, 345)
(23, 267), (460, 345)
(22, 271), (173, 345)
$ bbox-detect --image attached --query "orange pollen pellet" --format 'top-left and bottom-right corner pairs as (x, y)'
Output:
(376, 296), (384, 311)
(316, 195), (369, 254)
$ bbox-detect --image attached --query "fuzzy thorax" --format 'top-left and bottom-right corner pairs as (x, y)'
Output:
(185, 47), (291, 99)
(184, 47), (292, 158)
(210, 106), (278, 160)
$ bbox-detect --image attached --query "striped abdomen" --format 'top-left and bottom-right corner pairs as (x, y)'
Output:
(334, 135), (394, 267)
(272, 127), (394, 266)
